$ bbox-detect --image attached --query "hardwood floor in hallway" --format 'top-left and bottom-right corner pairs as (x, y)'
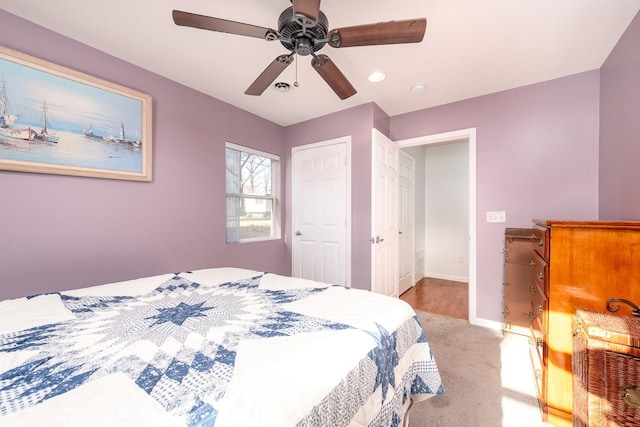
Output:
(400, 277), (468, 320)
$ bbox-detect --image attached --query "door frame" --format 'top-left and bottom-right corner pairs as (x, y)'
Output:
(291, 136), (352, 286)
(396, 128), (478, 325)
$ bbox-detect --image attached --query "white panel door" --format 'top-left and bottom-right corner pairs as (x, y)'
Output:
(371, 129), (399, 297)
(398, 150), (415, 295)
(292, 141), (348, 286)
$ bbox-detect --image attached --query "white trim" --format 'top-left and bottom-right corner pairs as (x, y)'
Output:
(345, 138), (352, 287)
(397, 128), (473, 147)
(291, 136), (352, 287)
(291, 136), (349, 153)
(473, 317), (503, 331)
(396, 128), (478, 326)
(226, 142), (280, 161)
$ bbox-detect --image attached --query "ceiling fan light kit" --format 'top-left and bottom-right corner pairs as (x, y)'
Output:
(172, 0), (426, 100)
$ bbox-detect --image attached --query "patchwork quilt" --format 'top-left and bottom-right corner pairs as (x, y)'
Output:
(0, 268), (443, 426)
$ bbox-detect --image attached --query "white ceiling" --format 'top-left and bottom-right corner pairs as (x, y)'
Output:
(2, 1), (638, 126)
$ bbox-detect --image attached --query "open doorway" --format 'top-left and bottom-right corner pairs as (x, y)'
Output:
(397, 128), (477, 323)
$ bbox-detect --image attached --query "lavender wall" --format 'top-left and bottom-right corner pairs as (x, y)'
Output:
(599, 11), (640, 220)
(0, 11), (288, 300)
(284, 103), (382, 290)
(390, 72), (601, 322)
(1, 8), (622, 327)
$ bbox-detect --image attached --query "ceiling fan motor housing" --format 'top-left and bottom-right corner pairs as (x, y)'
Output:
(278, 6), (328, 56)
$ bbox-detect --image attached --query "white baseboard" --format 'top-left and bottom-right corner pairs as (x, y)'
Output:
(423, 272), (468, 283)
(471, 316), (503, 331)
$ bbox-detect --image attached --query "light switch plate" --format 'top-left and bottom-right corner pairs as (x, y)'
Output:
(486, 211), (506, 223)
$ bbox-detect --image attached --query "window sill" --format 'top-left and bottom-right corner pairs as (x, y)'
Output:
(229, 236), (281, 244)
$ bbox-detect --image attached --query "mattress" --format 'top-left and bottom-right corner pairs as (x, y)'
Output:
(0, 268), (443, 426)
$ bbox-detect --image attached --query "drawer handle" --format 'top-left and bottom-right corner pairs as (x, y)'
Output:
(529, 234), (536, 241)
(621, 384), (640, 408)
(538, 239), (544, 247)
(607, 298), (640, 318)
(536, 337), (543, 347)
(529, 311), (535, 320)
(537, 304), (543, 313)
(537, 272), (544, 281)
(529, 285), (535, 294)
(529, 259), (536, 267)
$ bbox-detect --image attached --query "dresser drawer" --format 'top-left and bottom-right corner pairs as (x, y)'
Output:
(530, 250), (548, 296)
(530, 318), (546, 364)
(531, 225), (549, 260)
(505, 229), (535, 265)
(529, 338), (546, 407)
(530, 281), (547, 333)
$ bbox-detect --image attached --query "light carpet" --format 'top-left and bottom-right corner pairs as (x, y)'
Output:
(409, 311), (551, 427)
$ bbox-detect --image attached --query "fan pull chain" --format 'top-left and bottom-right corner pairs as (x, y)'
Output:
(294, 54), (300, 87)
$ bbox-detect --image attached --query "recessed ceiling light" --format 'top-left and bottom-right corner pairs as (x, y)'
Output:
(368, 72), (386, 83)
(410, 82), (427, 94)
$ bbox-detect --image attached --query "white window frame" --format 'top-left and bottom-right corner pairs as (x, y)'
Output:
(225, 142), (281, 243)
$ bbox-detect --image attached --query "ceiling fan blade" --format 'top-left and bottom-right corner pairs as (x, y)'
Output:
(328, 18), (426, 48)
(245, 54), (294, 96)
(172, 10), (276, 40)
(292, 0), (321, 27)
(311, 54), (356, 100)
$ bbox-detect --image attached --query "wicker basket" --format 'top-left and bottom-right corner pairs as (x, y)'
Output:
(573, 309), (640, 426)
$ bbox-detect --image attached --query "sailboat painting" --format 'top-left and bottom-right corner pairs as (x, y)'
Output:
(0, 45), (152, 181)
(34, 100), (59, 143)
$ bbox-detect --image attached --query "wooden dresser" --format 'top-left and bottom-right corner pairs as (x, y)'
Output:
(529, 220), (640, 426)
(503, 227), (534, 336)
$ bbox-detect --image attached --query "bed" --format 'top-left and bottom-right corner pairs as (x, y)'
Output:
(0, 268), (443, 426)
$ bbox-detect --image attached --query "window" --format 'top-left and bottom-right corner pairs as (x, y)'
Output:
(225, 143), (280, 243)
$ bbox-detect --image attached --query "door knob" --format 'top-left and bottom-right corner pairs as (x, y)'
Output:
(295, 231), (302, 236)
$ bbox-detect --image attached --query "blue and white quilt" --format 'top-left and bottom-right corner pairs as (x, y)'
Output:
(0, 268), (443, 427)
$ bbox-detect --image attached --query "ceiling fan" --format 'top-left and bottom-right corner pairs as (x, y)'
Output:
(172, 0), (426, 100)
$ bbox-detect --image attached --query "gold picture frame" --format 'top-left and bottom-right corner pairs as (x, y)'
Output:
(0, 44), (152, 181)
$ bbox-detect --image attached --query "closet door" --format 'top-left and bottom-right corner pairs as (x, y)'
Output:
(291, 139), (349, 286)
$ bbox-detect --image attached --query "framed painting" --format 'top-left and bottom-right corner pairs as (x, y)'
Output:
(0, 45), (152, 181)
